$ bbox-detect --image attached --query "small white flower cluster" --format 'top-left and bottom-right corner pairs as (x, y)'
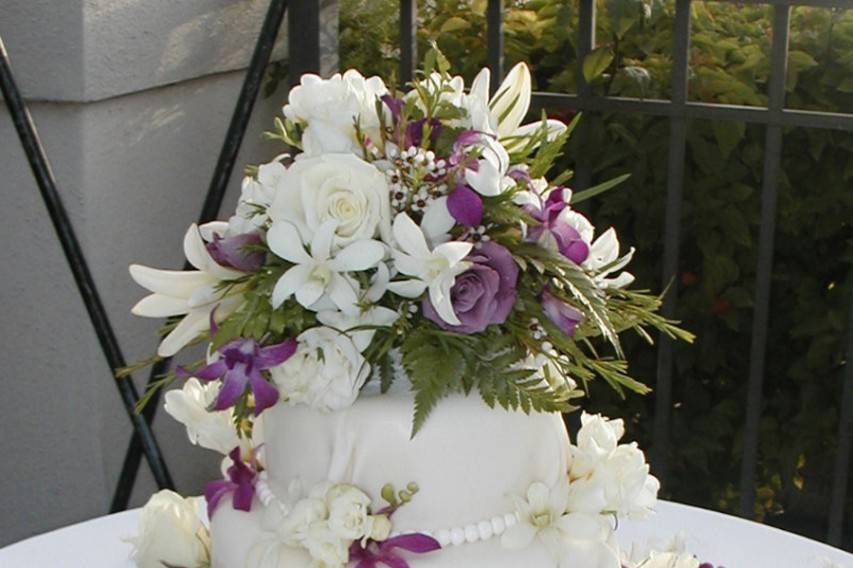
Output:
(502, 412), (660, 568)
(251, 481), (391, 568)
(382, 143), (448, 213)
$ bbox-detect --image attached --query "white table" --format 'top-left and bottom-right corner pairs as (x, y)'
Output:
(0, 501), (850, 567)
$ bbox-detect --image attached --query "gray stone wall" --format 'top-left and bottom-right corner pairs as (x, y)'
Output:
(0, 0), (298, 546)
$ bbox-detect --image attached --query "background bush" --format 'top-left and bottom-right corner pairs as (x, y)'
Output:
(335, 0), (853, 543)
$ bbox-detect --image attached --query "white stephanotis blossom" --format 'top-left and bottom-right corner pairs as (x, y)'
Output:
(267, 220), (384, 312)
(318, 263), (399, 352)
(228, 155), (288, 234)
(468, 62), (568, 150)
(388, 212), (472, 325)
(502, 478), (620, 568)
(269, 326), (370, 412)
(126, 490), (210, 568)
(164, 378), (245, 455)
(268, 153), (392, 249)
(130, 223), (245, 357)
(284, 70), (387, 157)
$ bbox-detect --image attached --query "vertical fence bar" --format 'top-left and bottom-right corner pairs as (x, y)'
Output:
(400, 0), (417, 85)
(651, 0), (691, 486)
(573, 0), (596, 193)
(0, 35), (175, 491)
(289, 0), (321, 84)
(110, 0), (289, 512)
(487, 0), (504, 92)
(828, 297), (853, 545)
(738, 5), (790, 518)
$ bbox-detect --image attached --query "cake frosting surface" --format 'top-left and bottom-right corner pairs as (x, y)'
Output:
(210, 385), (570, 567)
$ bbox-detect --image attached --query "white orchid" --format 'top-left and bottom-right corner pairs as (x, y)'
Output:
(317, 264), (399, 352)
(130, 222), (245, 357)
(585, 227), (636, 289)
(469, 62), (568, 150)
(267, 220), (384, 312)
(387, 213), (472, 325)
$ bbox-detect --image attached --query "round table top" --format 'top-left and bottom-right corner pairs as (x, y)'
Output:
(0, 501), (850, 567)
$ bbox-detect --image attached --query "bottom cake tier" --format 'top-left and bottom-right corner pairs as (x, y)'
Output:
(209, 383), (571, 567)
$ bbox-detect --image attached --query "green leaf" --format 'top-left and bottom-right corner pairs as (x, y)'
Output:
(440, 16), (469, 33)
(582, 47), (614, 83)
(712, 121), (745, 159)
(571, 173), (631, 204)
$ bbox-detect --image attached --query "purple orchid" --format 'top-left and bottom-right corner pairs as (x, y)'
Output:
(540, 288), (584, 337)
(423, 241), (518, 334)
(525, 187), (590, 265)
(178, 336), (296, 415)
(381, 95), (442, 149)
(205, 232), (265, 272)
(205, 447), (258, 515)
(447, 184), (484, 226)
(349, 533), (441, 568)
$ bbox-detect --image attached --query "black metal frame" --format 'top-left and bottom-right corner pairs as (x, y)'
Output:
(2, 0), (850, 549)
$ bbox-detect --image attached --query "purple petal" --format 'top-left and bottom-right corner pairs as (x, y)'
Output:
(248, 369), (279, 415)
(382, 94), (404, 121)
(214, 368), (250, 410)
(209, 306), (220, 337)
(381, 534), (442, 554)
(204, 479), (235, 516)
(377, 556), (408, 568)
(541, 288), (584, 337)
(256, 338), (298, 368)
(447, 185), (484, 226)
(231, 477), (255, 512)
(206, 232), (265, 272)
(191, 360), (229, 382)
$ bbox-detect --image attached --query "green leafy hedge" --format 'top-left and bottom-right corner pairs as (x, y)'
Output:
(335, 0), (853, 539)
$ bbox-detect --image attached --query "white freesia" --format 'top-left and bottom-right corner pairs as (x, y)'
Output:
(126, 490), (210, 568)
(268, 153), (392, 248)
(228, 155), (288, 234)
(469, 62), (568, 150)
(267, 220), (384, 312)
(502, 479), (620, 568)
(388, 213), (472, 325)
(284, 70), (387, 157)
(163, 378), (243, 455)
(130, 222), (244, 357)
(585, 227), (636, 289)
(270, 326), (370, 411)
(318, 264), (399, 352)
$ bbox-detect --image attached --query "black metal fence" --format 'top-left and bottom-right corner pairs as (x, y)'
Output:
(1, 0), (850, 550)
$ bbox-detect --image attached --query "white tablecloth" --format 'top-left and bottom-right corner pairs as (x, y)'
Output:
(0, 501), (850, 567)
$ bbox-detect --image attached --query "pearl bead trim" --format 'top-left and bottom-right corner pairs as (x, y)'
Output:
(255, 473), (519, 547)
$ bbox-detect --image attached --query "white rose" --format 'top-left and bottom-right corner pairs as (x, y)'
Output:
(284, 70), (387, 157)
(164, 378), (243, 455)
(270, 327), (370, 412)
(303, 525), (350, 568)
(325, 484), (373, 540)
(575, 413), (625, 461)
(268, 154), (392, 249)
(597, 443), (659, 519)
(229, 156), (288, 234)
(126, 490), (210, 568)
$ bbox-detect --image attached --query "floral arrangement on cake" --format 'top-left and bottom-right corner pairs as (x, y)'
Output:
(124, 48), (704, 568)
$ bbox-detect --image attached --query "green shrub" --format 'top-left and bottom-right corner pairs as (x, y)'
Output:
(336, 0), (853, 537)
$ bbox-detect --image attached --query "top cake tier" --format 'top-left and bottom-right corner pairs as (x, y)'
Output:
(261, 385), (570, 534)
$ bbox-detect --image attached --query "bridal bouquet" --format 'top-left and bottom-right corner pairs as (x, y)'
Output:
(129, 48), (689, 435)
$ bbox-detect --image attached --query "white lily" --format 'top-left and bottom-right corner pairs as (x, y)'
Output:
(585, 227), (636, 289)
(267, 220), (384, 312)
(387, 213), (472, 325)
(317, 263), (400, 352)
(470, 62), (568, 151)
(129, 222), (245, 357)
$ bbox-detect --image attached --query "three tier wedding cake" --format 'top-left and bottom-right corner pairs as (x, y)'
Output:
(125, 50), (700, 568)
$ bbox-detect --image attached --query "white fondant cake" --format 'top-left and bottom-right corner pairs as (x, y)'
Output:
(210, 385), (570, 567)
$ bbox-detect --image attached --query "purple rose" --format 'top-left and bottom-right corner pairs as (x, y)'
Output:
(206, 232), (265, 272)
(423, 241), (518, 334)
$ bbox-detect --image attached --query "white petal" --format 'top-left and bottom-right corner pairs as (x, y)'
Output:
(392, 213), (430, 257)
(588, 227), (620, 267)
(420, 197), (456, 245)
(492, 62), (531, 137)
(429, 279), (461, 325)
(311, 219), (338, 261)
(470, 67), (491, 105)
(466, 160), (503, 197)
(504, 119), (567, 152)
(435, 241), (473, 267)
(131, 294), (188, 317)
(391, 251), (424, 278)
(182, 224), (210, 271)
(366, 263), (390, 303)
(129, 265), (215, 298)
(198, 221), (230, 241)
(271, 264), (312, 308)
(327, 273), (359, 313)
(295, 278), (326, 309)
(157, 309), (209, 357)
(187, 282), (225, 309)
(329, 240), (385, 272)
(387, 279), (427, 298)
(501, 523), (538, 550)
(267, 221), (312, 264)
